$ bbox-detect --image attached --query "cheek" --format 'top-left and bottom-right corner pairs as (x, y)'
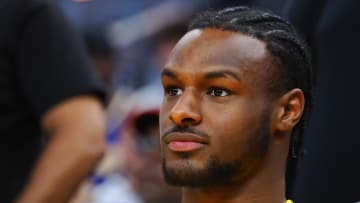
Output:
(159, 104), (171, 129)
(209, 126), (251, 161)
(203, 102), (263, 158)
(204, 100), (258, 135)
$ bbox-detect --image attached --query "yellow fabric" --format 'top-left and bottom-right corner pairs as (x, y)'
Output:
(286, 200), (294, 203)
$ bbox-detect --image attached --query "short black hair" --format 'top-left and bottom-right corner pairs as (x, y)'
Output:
(188, 6), (312, 197)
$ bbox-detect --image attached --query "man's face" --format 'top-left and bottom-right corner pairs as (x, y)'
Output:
(160, 28), (275, 186)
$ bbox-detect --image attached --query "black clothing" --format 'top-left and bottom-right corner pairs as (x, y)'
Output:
(0, 0), (104, 202)
(283, 0), (360, 202)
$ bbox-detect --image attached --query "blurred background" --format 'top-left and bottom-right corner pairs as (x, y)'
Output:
(51, 0), (360, 202)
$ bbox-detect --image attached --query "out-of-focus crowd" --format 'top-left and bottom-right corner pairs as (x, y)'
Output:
(1, 0), (360, 202)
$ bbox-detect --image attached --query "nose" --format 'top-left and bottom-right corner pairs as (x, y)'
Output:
(169, 91), (201, 126)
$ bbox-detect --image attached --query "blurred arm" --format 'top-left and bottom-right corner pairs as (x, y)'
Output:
(15, 95), (106, 203)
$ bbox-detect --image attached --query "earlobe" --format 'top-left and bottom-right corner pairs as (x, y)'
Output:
(275, 88), (305, 133)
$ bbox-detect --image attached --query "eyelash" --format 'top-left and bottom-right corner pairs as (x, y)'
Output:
(164, 86), (183, 96)
(207, 87), (231, 97)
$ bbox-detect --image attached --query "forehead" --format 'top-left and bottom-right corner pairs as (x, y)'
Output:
(165, 28), (269, 73)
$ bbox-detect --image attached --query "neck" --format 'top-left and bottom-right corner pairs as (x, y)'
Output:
(182, 179), (285, 203)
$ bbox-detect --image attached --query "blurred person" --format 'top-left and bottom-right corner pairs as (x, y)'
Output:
(282, 0), (360, 202)
(159, 6), (312, 203)
(0, 0), (106, 202)
(72, 85), (181, 203)
(67, 11), (187, 203)
(122, 85), (181, 203)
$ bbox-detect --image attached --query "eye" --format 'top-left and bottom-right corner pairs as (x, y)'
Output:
(208, 87), (230, 97)
(165, 86), (183, 96)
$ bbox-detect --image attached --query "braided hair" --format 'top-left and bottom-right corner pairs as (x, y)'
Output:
(188, 7), (312, 197)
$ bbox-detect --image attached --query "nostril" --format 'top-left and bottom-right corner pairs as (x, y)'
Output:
(182, 118), (196, 124)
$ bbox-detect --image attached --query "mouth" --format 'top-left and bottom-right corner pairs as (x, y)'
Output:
(163, 133), (210, 153)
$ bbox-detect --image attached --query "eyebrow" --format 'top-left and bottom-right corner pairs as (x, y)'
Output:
(161, 69), (241, 82)
(161, 69), (177, 79)
(204, 70), (241, 81)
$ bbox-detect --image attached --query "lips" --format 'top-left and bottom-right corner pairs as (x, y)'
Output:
(168, 141), (205, 152)
(163, 133), (209, 152)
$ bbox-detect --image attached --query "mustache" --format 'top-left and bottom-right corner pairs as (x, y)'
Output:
(163, 125), (209, 137)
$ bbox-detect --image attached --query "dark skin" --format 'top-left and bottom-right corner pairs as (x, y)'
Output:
(160, 28), (304, 203)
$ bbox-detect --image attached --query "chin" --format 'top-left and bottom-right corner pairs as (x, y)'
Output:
(162, 155), (242, 187)
(162, 159), (205, 186)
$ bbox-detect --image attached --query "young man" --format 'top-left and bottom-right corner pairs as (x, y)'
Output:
(159, 7), (312, 203)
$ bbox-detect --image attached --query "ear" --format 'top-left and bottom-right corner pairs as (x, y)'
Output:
(274, 88), (305, 133)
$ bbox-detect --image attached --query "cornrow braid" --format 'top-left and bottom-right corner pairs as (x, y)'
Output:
(189, 6), (312, 198)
